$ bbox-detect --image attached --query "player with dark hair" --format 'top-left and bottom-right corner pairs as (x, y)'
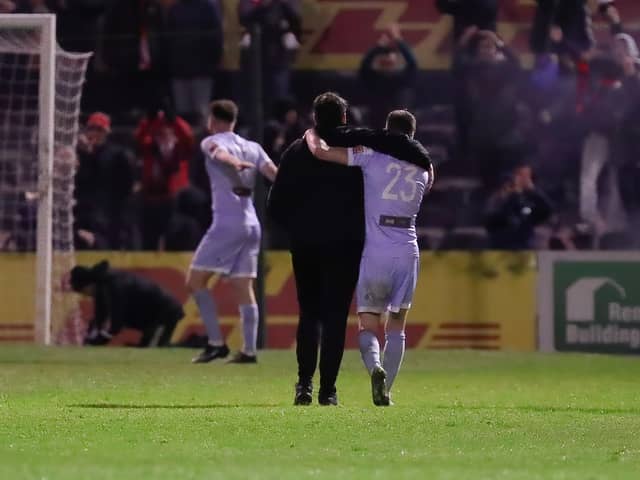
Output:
(188, 99), (278, 364)
(70, 261), (184, 347)
(304, 109), (433, 406)
(268, 93), (432, 406)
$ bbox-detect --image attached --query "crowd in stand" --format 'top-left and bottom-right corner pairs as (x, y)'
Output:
(2, 0), (640, 251)
(438, 0), (640, 249)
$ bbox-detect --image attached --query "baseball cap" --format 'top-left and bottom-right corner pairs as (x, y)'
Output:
(86, 112), (111, 132)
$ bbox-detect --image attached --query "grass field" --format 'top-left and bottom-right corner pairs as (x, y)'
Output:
(1, 347), (639, 479)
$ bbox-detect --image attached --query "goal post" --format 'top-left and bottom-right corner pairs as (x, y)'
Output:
(0, 14), (91, 345)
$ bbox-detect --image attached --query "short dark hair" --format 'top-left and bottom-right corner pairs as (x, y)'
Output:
(313, 92), (348, 129)
(210, 100), (238, 123)
(385, 110), (416, 137)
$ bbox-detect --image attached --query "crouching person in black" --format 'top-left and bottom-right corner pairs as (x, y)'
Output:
(70, 260), (184, 347)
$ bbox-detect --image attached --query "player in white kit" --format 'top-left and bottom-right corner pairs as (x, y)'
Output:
(188, 100), (277, 364)
(305, 110), (433, 405)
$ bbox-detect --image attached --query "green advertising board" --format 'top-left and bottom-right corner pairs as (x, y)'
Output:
(538, 253), (640, 353)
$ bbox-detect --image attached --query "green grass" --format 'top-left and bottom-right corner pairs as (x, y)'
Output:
(1, 347), (639, 479)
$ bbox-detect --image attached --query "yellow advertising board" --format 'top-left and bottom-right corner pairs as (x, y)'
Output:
(0, 251), (535, 350)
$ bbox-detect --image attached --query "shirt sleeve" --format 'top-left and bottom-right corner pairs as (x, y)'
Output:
(201, 135), (228, 160)
(200, 137), (217, 159)
(347, 146), (374, 168)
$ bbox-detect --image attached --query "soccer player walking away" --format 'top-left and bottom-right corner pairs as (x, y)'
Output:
(188, 100), (278, 364)
(268, 92), (432, 406)
(305, 110), (433, 405)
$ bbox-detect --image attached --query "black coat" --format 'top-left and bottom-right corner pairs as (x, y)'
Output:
(91, 270), (184, 336)
(267, 127), (432, 250)
(485, 189), (553, 249)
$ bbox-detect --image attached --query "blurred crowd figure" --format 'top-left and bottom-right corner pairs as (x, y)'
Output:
(74, 112), (135, 250)
(359, 24), (417, 128)
(238, 0), (301, 110)
(484, 164), (552, 249)
(135, 103), (194, 249)
(263, 98), (307, 162)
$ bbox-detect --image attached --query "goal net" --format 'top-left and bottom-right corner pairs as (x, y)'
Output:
(0, 15), (91, 344)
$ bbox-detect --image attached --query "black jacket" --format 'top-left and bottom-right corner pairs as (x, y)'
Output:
(485, 189), (553, 249)
(91, 270), (184, 336)
(267, 126), (432, 250)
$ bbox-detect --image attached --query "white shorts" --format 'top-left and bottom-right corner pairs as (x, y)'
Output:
(190, 222), (261, 278)
(356, 255), (419, 314)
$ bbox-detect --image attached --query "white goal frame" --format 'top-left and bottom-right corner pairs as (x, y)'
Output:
(0, 14), (56, 344)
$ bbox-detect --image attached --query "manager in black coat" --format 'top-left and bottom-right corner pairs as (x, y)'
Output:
(268, 92), (431, 406)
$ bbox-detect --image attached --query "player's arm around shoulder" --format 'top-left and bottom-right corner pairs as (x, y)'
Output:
(304, 128), (350, 165)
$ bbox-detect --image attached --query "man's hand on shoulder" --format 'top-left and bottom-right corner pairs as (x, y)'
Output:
(304, 129), (349, 164)
(304, 129), (329, 157)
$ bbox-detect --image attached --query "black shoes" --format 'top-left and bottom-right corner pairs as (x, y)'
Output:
(191, 344), (230, 363)
(294, 383), (313, 406)
(318, 388), (338, 406)
(226, 351), (258, 364)
(294, 384), (339, 406)
(371, 366), (390, 406)
(192, 346), (258, 365)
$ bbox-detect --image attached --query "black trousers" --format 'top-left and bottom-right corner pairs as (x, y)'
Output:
(137, 313), (181, 348)
(291, 243), (362, 392)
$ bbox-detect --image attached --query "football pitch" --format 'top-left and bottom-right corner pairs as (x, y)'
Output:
(1, 347), (639, 479)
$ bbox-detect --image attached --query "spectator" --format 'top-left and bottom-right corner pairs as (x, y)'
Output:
(101, 0), (167, 114)
(263, 97), (306, 162)
(50, 0), (109, 53)
(614, 33), (640, 231)
(74, 112), (136, 250)
(456, 30), (528, 188)
(530, 0), (622, 57)
(238, 0), (302, 104)
(71, 260), (184, 347)
(436, 0), (498, 42)
(136, 105), (194, 250)
(525, 54), (579, 204)
(165, 0), (224, 124)
(164, 186), (209, 250)
(359, 24), (417, 128)
(485, 164), (553, 249)
(577, 43), (630, 238)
